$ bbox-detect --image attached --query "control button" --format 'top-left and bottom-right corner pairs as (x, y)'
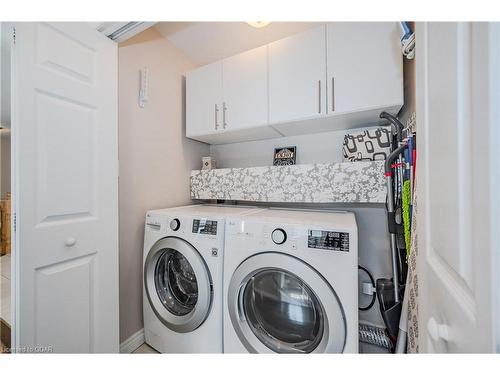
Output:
(271, 228), (287, 245)
(170, 218), (180, 231)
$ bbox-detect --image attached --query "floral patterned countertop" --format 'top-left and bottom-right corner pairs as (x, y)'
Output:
(190, 161), (386, 204)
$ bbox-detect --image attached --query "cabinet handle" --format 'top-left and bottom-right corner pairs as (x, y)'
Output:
(214, 104), (219, 130)
(331, 77), (335, 112)
(318, 80), (322, 114)
(223, 102), (227, 129)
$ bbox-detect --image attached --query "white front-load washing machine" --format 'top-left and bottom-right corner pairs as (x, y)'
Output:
(143, 204), (261, 353)
(223, 208), (358, 353)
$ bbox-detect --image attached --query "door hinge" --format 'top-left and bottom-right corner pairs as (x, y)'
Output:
(12, 27), (16, 44)
(13, 212), (16, 232)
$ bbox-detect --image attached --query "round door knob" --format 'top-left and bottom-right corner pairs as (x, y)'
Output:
(170, 218), (180, 231)
(271, 228), (287, 245)
(65, 237), (77, 247)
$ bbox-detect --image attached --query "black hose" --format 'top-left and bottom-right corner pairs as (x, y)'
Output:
(385, 145), (407, 175)
(358, 265), (376, 311)
(380, 111), (404, 144)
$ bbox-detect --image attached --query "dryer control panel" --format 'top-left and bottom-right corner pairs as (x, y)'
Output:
(308, 230), (350, 252)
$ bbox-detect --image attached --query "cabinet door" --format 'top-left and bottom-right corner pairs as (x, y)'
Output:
(186, 61), (222, 137)
(222, 45), (268, 131)
(326, 22), (403, 114)
(269, 25), (327, 124)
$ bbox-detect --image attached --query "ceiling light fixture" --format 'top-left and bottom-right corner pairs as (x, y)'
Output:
(246, 21), (271, 28)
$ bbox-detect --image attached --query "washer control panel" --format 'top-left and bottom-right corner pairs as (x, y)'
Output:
(145, 214), (163, 232)
(192, 219), (218, 235)
(308, 230), (350, 252)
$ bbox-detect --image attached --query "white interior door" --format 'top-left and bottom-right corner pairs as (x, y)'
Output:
(13, 22), (119, 353)
(417, 22), (500, 353)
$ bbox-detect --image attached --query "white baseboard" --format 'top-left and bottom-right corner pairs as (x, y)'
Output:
(120, 328), (145, 353)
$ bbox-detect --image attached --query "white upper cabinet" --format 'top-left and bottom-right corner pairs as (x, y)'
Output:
(268, 25), (327, 124)
(186, 61), (223, 137)
(326, 22), (403, 114)
(185, 23), (404, 144)
(222, 45), (268, 131)
(187, 46), (280, 144)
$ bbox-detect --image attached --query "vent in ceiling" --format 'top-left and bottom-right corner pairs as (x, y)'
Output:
(96, 22), (155, 43)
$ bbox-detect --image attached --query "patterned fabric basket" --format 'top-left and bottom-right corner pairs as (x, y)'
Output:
(343, 127), (392, 161)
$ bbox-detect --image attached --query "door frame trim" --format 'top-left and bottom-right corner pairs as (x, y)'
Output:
(488, 22), (500, 352)
(10, 21), (21, 352)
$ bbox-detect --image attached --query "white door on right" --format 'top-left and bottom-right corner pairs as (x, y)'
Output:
(326, 22), (403, 114)
(417, 22), (500, 353)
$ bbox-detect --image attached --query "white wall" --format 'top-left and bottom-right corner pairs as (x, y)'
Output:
(118, 28), (209, 343)
(156, 22), (322, 66)
(210, 126), (379, 168)
(399, 22), (416, 126)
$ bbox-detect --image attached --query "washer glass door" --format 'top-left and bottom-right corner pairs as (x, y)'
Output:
(145, 237), (212, 333)
(155, 249), (198, 316)
(242, 269), (324, 353)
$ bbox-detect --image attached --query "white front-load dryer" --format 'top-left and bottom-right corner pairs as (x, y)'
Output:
(143, 204), (260, 353)
(223, 208), (358, 353)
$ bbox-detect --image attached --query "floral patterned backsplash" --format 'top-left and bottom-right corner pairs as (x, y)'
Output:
(190, 161), (386, 204)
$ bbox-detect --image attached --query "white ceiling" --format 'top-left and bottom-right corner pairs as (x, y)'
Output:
(155, 22), (323, 66)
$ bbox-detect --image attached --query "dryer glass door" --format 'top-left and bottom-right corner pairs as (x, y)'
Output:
(242, 269), (324, 353)
(227, 252), (346, 353)
(144, 237), (212, 333)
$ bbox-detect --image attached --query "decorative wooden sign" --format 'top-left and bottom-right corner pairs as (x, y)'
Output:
(273, 146), (296, 166)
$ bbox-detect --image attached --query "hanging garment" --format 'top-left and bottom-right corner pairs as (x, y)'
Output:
(394, 170), (417, 353)
(402, 180), (412, 254)
(406, 180), (419, 353)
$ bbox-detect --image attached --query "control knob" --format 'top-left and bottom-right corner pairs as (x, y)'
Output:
(271, 228), (287, 245)
(170, 218), (180, 231)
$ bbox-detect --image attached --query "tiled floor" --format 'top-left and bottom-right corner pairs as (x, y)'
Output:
(0, 254), (11, 326)
(133, 343), (159, 354)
